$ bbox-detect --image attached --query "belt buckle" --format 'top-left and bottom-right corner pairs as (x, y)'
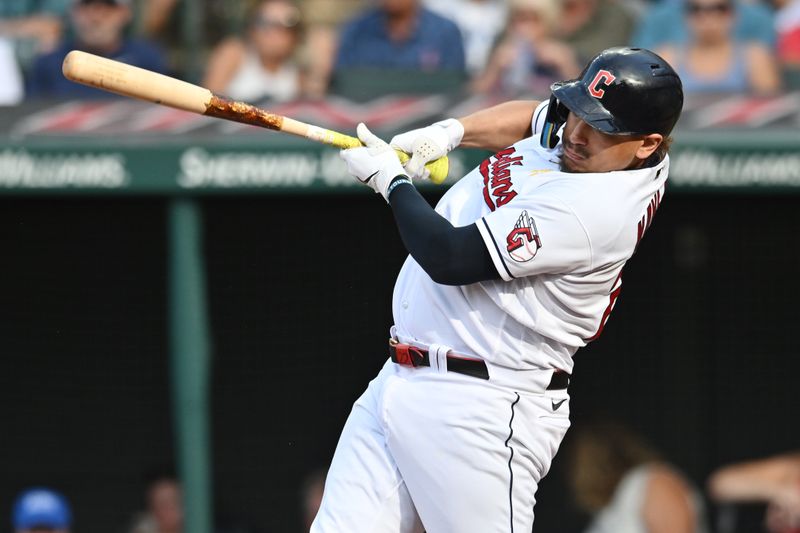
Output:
(389, 339), (425, 368)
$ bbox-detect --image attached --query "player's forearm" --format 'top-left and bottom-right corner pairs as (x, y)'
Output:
(388, 181), (498, 285)
(458, 100), (539, 151)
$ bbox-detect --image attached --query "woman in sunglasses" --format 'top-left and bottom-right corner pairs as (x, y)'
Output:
(656, 0), (780, 95)
(203, 0), (303, 102)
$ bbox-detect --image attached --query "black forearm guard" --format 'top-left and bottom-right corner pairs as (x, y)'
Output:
(388, 179), (499, 286)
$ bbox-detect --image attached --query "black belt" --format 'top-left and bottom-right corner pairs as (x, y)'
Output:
(389, 340), (570, 389)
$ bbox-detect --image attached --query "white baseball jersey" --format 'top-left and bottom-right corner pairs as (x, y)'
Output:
(392, 101), (668, 373)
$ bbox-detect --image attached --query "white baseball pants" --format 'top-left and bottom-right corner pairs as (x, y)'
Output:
(310, 359), (570, 533)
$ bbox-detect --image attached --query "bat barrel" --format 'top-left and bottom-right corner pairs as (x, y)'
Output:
(62, 50), (212, 114)
(61, 50), (450, 183)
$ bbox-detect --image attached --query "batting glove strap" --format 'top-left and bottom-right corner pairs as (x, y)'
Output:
(386, 176), (413, 200)
(390, 118), (464, 181)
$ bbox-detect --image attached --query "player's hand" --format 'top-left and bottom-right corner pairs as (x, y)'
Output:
(390, 118), (464, 180)
(340, 123), (409, 202)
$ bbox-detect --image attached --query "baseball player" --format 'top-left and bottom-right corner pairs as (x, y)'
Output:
(312, 47), (684, 532)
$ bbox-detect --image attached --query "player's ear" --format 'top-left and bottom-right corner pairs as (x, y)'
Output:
(635, 134), (663, 161)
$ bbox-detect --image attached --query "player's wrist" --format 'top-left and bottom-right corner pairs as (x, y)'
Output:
(386, 175), (413, 201)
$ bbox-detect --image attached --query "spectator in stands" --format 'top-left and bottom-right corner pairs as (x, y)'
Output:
(0, 37), (24, 105)
(709, 451), (800, 532)
(473, 0), (580, 95)
(137, 0), (178, 39)
(632, 0), (776, 52)
(12, 487), (72, 533)
(300, 469), (326, 531)
(134, 0), (252, 64)
(300, 0), (368, 97)
(557, 0), (636, 64)
(27, 0), (167, 99)
(567, 419), (708, 533)
(129, 470), (183, 533)
(0, 1), (70, 99)
(776, 0), (800, 66)
(655, 0), (781, 95)
(424, 0), (509, 75)
(335, 0), (466, 73)
(203, 0), (303, 102)
(0, 1), (68, 57)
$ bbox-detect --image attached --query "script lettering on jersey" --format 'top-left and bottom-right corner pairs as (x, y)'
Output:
(480, 147), (522, 211)
(636, 189), (662, 247)
(588, 187), (664, 342)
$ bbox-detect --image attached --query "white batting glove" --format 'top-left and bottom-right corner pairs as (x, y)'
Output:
(390, 118), (464, 180)
(340, 123), (409, 202)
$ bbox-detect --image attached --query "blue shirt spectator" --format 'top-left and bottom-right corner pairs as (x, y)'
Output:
(336, 4), (466, 72)
(632, 0), (776, 50)
(0, 0), (71, 69)
(27, 0), (167, 98)
(28, 39), (167, 98)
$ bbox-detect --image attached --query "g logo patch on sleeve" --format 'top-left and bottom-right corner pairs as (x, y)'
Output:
(506, 210), (542, 262)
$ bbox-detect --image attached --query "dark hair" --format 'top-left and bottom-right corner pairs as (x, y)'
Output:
(655, 135), (673, 162)
(142, 466), (178, 490)
(632, 135), (673, 169)
(566, 419), (660, 513)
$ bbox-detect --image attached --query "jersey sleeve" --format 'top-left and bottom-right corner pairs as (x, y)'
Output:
(476, 190), (592, 281)
(530, 100), (550, 137)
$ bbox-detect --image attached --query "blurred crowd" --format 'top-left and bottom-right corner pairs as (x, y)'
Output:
(9, 429), (800, 533)
(0, 0), (798, 106)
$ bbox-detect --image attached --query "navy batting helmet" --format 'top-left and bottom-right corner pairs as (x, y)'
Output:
(540, 47), (684, 149)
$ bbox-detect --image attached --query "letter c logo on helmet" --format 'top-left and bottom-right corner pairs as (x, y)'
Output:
(539, 47), (684, 149)
(588, 70), (616, 98)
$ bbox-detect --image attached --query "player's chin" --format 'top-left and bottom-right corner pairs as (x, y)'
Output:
(559, 156), (590, 173)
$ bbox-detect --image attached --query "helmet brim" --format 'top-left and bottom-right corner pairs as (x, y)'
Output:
(551, 80), (637, 136)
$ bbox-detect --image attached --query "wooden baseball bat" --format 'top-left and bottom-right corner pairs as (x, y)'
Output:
(61, 50), (449, 184)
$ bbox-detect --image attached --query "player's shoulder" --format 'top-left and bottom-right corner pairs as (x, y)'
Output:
(543, 163), (666, 215)
(520, 164), (665, 244)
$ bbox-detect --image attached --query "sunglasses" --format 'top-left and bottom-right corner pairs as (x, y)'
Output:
(685, 2), (732, 15)
(253, 11), (300, 30)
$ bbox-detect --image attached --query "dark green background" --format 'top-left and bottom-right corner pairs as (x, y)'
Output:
(1, 192), (798, 532)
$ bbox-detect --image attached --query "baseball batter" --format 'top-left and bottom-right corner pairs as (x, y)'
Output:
(312, 47), (684, 532)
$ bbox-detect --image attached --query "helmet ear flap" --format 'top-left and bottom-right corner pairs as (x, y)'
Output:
(540, 95), (569, 149)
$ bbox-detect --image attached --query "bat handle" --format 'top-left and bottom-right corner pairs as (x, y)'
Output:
(394, 150), (450, 186)
(317, 129), (450, 185)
